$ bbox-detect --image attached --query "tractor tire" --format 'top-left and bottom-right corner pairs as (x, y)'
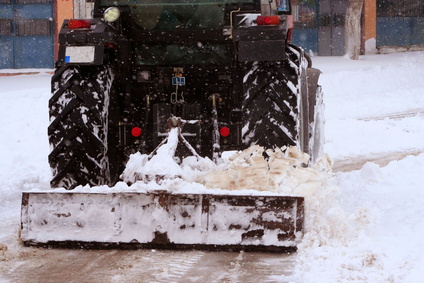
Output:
(242, 47), (302, 150)
(48, 65), (113, 189)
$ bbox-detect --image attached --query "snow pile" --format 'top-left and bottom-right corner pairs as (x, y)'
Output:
(0, 73), (51, 255)
(316, 52), (424, 160)
(123, 128), (184, 182)
(290, 154), (424, 282)
(122, 132), (332, 198)
(122, 127), (216, 184)
(201, 146), (332, 195)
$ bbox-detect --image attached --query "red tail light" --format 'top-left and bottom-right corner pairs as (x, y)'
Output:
(131, 127), (142, 137)
(68, 19), (91, 29)
(256, 16), (280, 26)
(219, 127), (230, 137)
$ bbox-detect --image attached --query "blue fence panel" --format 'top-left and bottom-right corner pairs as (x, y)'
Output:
(0, 4), (13, 18)
(0, 0), (53, 69)
(377, 17), (424, 46)
(0, 37), (13, 68)
(292, 28), (319, 54)
(14, 2), (51, 19)
(15, 35), (53, 68)
(411, 17), (424, 45)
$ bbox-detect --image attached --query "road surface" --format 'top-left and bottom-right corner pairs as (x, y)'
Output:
(1, 248), (296, 282)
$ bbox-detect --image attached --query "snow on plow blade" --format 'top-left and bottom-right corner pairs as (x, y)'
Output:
(21, 191), (304, 252)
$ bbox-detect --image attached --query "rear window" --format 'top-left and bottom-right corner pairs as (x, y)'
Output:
(130, 3), (226, 29)
(102, 0), (257, 30)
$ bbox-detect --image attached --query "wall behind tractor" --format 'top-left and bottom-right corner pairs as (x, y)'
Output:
(291, 0), (320, 55)
(53, 0), (93, 61)
(377, 0), (424, 47)
(0, 0), (54, 68)
(3, 0), (424, 69)
(293, 0), (424, 56)
(73, 0), (94, 19)
(291, 0), (350, 56)
(54, 0), (74, 62)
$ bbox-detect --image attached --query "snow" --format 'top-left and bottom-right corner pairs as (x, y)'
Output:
(1, 51), (424, 282)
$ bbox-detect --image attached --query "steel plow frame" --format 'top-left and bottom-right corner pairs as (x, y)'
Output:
(21, 191), (304, 252)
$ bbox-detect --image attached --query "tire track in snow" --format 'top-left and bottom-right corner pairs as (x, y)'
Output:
(108, 250), (205, 283)
(150, 251), (205, 283)
(234, 252), (297, 283)
(333, 150), (423, 173)
(2, 249), (125, 283)
(181, 251), (297, 283)
(358, 108), (424, 121)
(254, 255), (297, 282)
(215, 251), (244, 283)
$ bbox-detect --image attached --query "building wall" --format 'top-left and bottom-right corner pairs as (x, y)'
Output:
(377, 0), (424, 47)
(291, 0), (320, 54)
(74, 0), (94, 19)
(364, 0), (377, 53)
(54, 0), (74, 61)
(0, 0), (54, 68)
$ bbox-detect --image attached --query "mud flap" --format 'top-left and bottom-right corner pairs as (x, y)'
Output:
(306, 67), (324, 163)
(21, 191), (304, 252)
(306, 67), (321, 121)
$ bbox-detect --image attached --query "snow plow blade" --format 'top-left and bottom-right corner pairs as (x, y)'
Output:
(21, 191), (304, 252)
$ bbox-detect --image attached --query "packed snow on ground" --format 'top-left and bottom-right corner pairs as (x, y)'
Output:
(1, 52), (424, 282)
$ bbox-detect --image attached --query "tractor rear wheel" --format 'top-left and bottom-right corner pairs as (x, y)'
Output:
(48, 65), (113, 189)
(242, 48), (301, 150)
